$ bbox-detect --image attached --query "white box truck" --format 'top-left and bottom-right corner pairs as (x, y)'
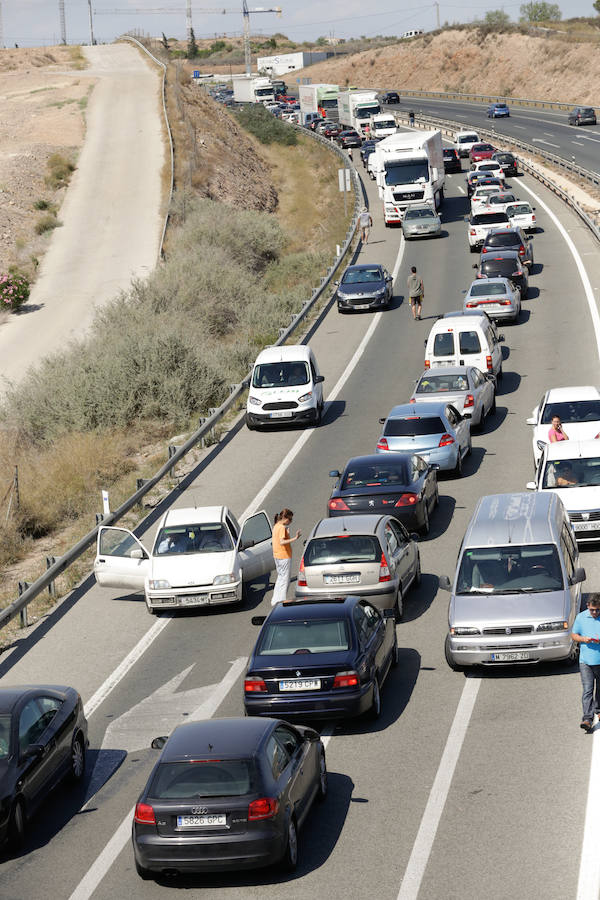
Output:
(368, 112), (397, 139)
(298, 83), (339, 122)
(232, 75), (275, 104)
(370, 130), (445, 225)
(337, 90), (381, 135)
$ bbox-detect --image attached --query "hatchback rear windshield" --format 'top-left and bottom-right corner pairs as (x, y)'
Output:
(258, 620), (351, 655)
(150, 760), (255, 799)
(471, 213), (509, 225)
(456, 544), (563, 594)
(304, 535), (380, 565)
(506, 204), (531, 216)
(384, 416), (445, 436)
(458, 134), (478, 143)
(342, 459), (409, 488)
(252, 361), (309, 388)
(488, 194), (515, 205)
(481, 260), (519, 277)
(485, 233), (520, 248)
(494, 153), (514, 163)
(580, 108), (595, 116)
(405, 208), (436, 220)
(541, 400), (600, 425)
(416, 374), (469, 393)
(470, 282), (507, 297)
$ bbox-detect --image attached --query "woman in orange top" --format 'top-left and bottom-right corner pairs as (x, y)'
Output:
(271, 508), (301, 606)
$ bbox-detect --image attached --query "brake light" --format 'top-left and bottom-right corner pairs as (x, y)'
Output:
(297, 558), (307, 587)
(424, 360), (430, 369)
(378, 552), (391, 582)
(464, 394), (474, 408)
(244, 676), (267, 692)
(439, 433), (454, 447)
(465, 302), (476, 307)
(519, 244), (525, 254)
(486, 355), (493, 372)
(395, 493), (417, 507)
(333, 670), (359, 689)
(248, 797), (279, 820)
(470, 229), (476, 235)
(532, 214), (536, 221)
(409, 397), (416, 403)
(376, 437), (389, 451)
(481, 246), (488, 253)
(328, 498), (350, 511)
(134, 803), (156, 825)
(499, 299), (511, 305)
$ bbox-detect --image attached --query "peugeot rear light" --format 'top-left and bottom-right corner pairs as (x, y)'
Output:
(438, 433), (455, 447)
(395, 493), (417, 507)
(519, 244), (525, 254)
(424, 360), (430, 369)
(499, 299), (511, 305)
(486, 355), (493, 372)
(376, 436), (389, 451)
(297, 558), (307, 587)
(333, 670), (359, 689)
(464, 394), (475, 408)
(328, 498), (350, 511)
(134, 803), (156, 826)
(244, 676), (267, 693)
(248, 798), (279, 820)
(378, 552), (391, 582)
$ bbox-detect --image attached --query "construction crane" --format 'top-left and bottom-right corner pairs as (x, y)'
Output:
(94, 4), (281, 71)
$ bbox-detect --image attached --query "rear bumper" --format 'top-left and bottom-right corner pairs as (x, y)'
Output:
(295, 584), (396, 612)
(245, 684), (372, 719)
(133, 829), (284, 874)
(329, 506), (421, 530)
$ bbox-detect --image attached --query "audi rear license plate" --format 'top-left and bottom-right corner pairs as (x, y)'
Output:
(324, 573), (360, 584)
(279, 679), (321, 691)
(177, 814), (226, 828)
(270, 410), (291, 418)
(181, 595), (209, 605)
(491, 651), (530, 662)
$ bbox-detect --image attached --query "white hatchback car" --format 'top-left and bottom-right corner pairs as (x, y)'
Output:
(527, 386), (600, 466)
(470, 160), (506, 182)
(94, 506), (273, 613)
(506, 201), (537, 233)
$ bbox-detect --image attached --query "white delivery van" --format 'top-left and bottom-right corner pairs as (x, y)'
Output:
(424, 311), (504, 379)
(246, 344), (325, 429)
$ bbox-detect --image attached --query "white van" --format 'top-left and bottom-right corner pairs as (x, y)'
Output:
(454, 131), (480, 158)
(424, 311), (504, 379)
(246, 344), (325, 429)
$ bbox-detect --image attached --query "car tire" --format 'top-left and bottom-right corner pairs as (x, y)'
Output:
(445, 635), (464, 672)
(497, 366), (503, 381)
(245, 413), (257, 431)
(135, 859), (153, 881)
(7, 799), (26, 852)
(490, 394), (497, 416)
(280, 817), (298, 872)
(317, 750), (328, 801)
(369, 677), (382, 720)
(391, 629), (399, 668)
(413, 551), (422, 587)
(466, 437), (472, 457)
(566, 641), (580, 667)
(420, 502), (430, 536)
(469, 244), (477, 253)
(394, 588), (404, 623)
(69, 734), (86, 782)
(454, 451), (463, 478)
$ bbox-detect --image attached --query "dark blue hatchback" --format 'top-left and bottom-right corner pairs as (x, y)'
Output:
(244, 596), (398, 721)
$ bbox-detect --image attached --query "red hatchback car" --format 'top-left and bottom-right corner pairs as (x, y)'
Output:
(469, 142), (496, 163)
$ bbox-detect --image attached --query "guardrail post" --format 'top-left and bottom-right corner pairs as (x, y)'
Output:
(95, 513), (105, 526)
(46, 556), (60, 597)
(168, 445), (178, 478)
(18, 582), (30, 627)
(207, 410), (219, 444)
(136, 479), (150, 507)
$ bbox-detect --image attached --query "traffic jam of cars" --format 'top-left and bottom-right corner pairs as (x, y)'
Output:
(3, 82), (598, 886)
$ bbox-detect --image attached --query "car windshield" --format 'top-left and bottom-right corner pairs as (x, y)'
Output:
(405, 208), (436, 220)
(495, 154), (513, 162)
(385, 416), (446, 436)
(581, 108), (595, 115)
(321, 98), (338, 109)
(456, 545), (564, 594)
(474, 189), (501, 199)
(153, 524), (233, 555)
(470, 282), (507, 297)
(150, 760), (255, 799)
(489, 194), (516, 205)
(416, 374), (470, 393)
(258, 619), (351, 655)
(541, 400), (600, 425)
(506, 204), (531, 216)
(474, 144), (494, 152)
(481, 260), (519, 277)
(373, 119), (395, 130)
(542, 456), (600, 489)
(472, 213), (509, 225)
(459, 331), (481, 354)
(486, 233), (519, 247)
(355, 104), (380, 119)
(384, 161), (429, 185)
(342, 268), (382, 284)
(252, 361), (309, 388)
(341, 459), (409, 487)
(304, 535), (380, 565)
(458, 134), (478, 143)
(0, 714), (10, 758)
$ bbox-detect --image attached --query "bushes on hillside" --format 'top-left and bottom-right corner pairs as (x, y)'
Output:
(235, 104), (298, 146)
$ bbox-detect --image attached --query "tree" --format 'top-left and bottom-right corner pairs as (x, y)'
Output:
(483, 9), (511, 26)
(187, 27), (198, 59)
(315, 35), (327, 45)
(519, 1), (562, 21)
(594, 0), (600, 13)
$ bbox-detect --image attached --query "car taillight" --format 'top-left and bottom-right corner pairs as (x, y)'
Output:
(424, 360), (430, 369)
(409, 397), (416, 403)
(465, 302), (476, 307)
(464, 394), (475, 408)
(376, 437), (389, 451)
(470, 229), (476, 236)
(297, 558), (307, 587)
(481, 246), (488, 253)
(531, 214), (536, 221)
(244, 676), (267, 692)
(519, 244), (525, 254)
(248, 798), (279, 820)
(379, 552), (391, 582)
(328, 498), (350, 511)
(486, 355), (493, 372)
(513, 271), (522, 277)
(333, 670), (359, 689)
(395, 493), (417, 507)
(439, 433), (455, 447)
(134, 803), (156, 825)
(499, 299), (511, 305)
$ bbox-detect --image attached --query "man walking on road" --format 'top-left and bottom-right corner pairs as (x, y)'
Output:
(407, 265), (424, 320)
(359, 207), (373, 244)
(571, 595), (600, 733)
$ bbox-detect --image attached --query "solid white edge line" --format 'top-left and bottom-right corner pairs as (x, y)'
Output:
(577, 729), (600, 900)
(68, 808), (134, 900)
(397, 678), (481, 900)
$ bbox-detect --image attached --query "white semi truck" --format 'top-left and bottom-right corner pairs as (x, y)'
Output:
(368, 112), (397, 139)
(298, 83), (339, 122)
(337, 90), (381, 135)
(232, 75), (275, 104)
(369, 130), (445, 225)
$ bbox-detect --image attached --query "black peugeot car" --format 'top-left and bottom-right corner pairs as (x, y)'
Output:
(335, 263), (394, 312)
(474, 250), (529, 299)
(0, 685), (88, 850)
(327, 453), (438, 536)
(337, 129), (362, 148)
(132, 717), (327, 878)
(443, 148), (462, 173)
(492, 151), (518, 177)
(244, 596), (398, 721)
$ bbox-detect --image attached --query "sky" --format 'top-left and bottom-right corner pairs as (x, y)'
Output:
(0, 0), (595, 48)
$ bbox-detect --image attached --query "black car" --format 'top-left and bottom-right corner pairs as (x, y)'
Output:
(132, 717), (326, 878)
(480, 226), (533, 269)
(337, 130), (362, 148)
(360, 140), (380, 168)
(244, 596), (398, 720)
(568, 106), (597, 126)
(443, 148), (462, 173)
(474, 250), (529, 299)
(0, 685), (88, 850)
(327, 453), (438, 535)
(380, 91), (400, 104)
(335, 263), (393, 312)
(492, 151), (518, 177)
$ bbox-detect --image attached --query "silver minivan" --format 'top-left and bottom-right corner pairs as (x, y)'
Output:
(440, 492), (585, 669)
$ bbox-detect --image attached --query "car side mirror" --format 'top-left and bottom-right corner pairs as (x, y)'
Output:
(251, 615), (267, 626)
(473, 263), (478, 269)
(430, 463), (440, 471)
(329, 469), (340, 477)
(536, 440), (546, 451)
(130, 548), (145, 560)
(303, 727), (321, 742)
(382, 607), (397, 619)
(498, 334), (505, 342)
(526, 417), (536, 425)
(410, 533), (420, 542)
(333, 281), (339, 286)
(240, 539), (255, 551)
(463, 412), (472, 418)
(439, 575), (452, 591)
(151, 736), (168, 750)
(21, 744), (43, 762)
(378, 417), (386, 424)
(526, 481), (536, 491)
(315, 375), (325, 384)
(571, 567), (586, 586)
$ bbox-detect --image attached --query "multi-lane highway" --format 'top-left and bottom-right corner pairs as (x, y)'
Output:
(2, 131), (600, 900)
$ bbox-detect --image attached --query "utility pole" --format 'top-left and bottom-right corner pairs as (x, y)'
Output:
(243, 2), (282, 75)
(434, 1), (440, 29)
(59, 0), (67, 44)
(0, 2), (4, 50)
(186, 0), (192, 41)
(87, 0), (95, 45)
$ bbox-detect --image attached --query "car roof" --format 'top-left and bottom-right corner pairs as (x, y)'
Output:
(0, 685), (71, 713)
(440, 309), (490, 321)
(386, 401), (449, 417)
(418, 365), (473, 377)
(163, 506), (226, 527)
(267, 595), (358, 621)
(344, 263), (383, 273)
(545, 440), (600, 461)
(343, 452), (411, 469)
(310, 516), (385, 538)
(464, 492), (563, 547)
(545, 386), (600, 402)
(162, 717), (275, 761)
(254, 344), (312, 364)
(468, 277), (511, 289)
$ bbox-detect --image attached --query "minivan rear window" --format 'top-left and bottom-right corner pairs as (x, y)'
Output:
(459, 331), (481, 355)
(384, 417), (445, 436)
(481, 260), (518, 277)
(304, 535), (380, 565)
(433, 333), (455, 357)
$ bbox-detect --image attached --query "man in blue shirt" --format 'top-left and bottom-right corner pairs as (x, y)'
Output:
(572, 595), (600, 733)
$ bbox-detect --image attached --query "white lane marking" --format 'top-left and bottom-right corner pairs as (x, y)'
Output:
(513, 125), (526, 130)
(581, 135), (600, 144)
(531, 138), (560, 148)
(392, 232), (406, 281)
(518, 181), (600, 361)
(572, 141), (584, 146)
(397, 677), (481, 900)
(543, 132), (554, 137)
(457, 185), (466, 194)
(577, 729), (600, 900)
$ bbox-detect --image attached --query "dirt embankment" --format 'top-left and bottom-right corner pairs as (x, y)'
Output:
(300, 28), (600, 105)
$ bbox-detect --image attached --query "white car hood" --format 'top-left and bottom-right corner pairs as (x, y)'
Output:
(253, 386), (310, 404)
(149, 550), (237, 587)
(545, 485), (600, 512)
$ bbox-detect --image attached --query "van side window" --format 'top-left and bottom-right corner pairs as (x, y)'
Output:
(310, 359), (317, 381)
(485, 326), (496, 347)
(433, 333), (454, 357)
(384, 523), (398, 555)
(560, 533), (575, 580)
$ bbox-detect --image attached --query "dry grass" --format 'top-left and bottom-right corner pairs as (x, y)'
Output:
(69, 46), (87, 70)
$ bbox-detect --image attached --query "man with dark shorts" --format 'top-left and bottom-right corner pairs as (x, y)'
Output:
(572, 594), (600, 733)
(407, 265), (424, 320)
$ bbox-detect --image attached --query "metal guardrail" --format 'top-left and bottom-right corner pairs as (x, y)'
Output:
(0, 126), (361, 633)
(393, 88), (599, 116)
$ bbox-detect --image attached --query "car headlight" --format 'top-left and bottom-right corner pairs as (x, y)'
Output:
(298, 392), (313, 403)
(450, 627), (480, 636)
(148, 580), (170, 590)
(537, 621), (568, 632)
(248, 396), (261, 406)
(213, 573), (236, 585)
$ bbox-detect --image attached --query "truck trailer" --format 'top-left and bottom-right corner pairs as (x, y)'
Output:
(298, 83), (339, 122)
(369, 130), (445, 225)
(232, 75), (275, 104)
(337, 90), (381, 135)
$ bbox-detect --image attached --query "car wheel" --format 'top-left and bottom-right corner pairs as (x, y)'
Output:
(413, 551), (422, 587)
(280, 817), (298, 872)
(391, 628), (399, 668)
(394, 588), (404, 623)
(69, 734), (86, 782)
(313, 405), (322, 427)
(7, 799), (25, 852)
(491, 394), (497, 415)
(466, 437), (472, 457)
(469, 244), (477, 253)
(445, 635), (464, 672)
(369, 677), (382, 720)
(566, 641), (580, 667)
(317, 750), (328, 801)
(420, 502), (430, 536)
(135, 859), (153, 881)
(454, 450), (463, 478)
(497, 366), (503, 381)
(245, 413), (257, 431)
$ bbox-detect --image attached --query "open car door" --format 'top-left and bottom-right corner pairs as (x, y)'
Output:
(94, 526), (150, 592)
(237, 511), (273, 582)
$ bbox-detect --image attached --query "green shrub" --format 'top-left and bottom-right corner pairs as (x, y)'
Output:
(35, 215), (61, 235)
(45, 153), (75, 189)
(235, 104), (298, 146)
(33, 198), (50, 210)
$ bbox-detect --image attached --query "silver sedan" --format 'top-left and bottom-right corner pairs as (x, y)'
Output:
(463, 276), (521, 323)
(410, 366), (496, 430)
(401, 204), (442, 240)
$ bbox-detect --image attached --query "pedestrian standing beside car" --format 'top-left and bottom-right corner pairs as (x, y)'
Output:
(407, 266), (424, 320)
(572, 594), (600, 733)
(271, 509), (301, 606)
(359, 207), (373, 244)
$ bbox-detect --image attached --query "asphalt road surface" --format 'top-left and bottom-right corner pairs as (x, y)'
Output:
(1, 134), (600, 900)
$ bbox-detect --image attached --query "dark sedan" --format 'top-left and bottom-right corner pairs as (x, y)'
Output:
(443, 148), (462, 173)
(568, 106), (597, 126)
(327, 452), (438, 535)
(132, 717), (326, 878)
(360, 139), (380, 168)
(337, 130), (362, 148)
(0, 685), (88, 850)
(335, 263), (393, 312)
(380, 91), (400, 103)
(474, 250), (529, 298)
(466, 173), (503, 198)
(492, 151), (518, 177)
(480, 226), (534, 269)
(244, 596), (397, 721)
